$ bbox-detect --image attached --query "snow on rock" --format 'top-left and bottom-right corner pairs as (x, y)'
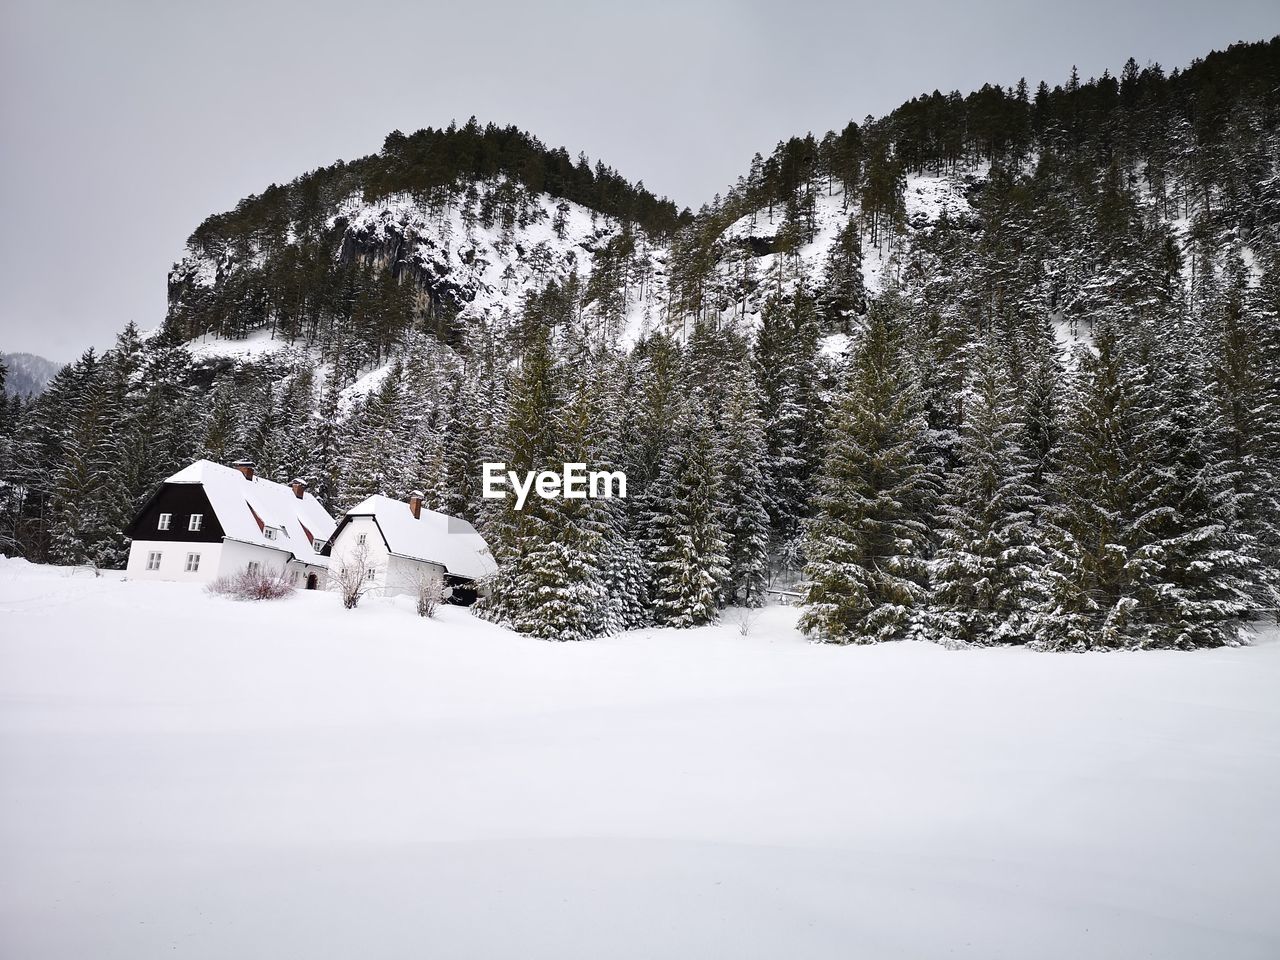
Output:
(819, 332), (854, 358)
(903, 170), (974, 225)
(186, 327), (292, 363)
(2, 560), (1279, 959)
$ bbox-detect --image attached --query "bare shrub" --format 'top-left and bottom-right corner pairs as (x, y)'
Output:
(727, 607), (760, 637)
(412, 572), (444, 618)
(331, 543), (374, 610)
(206, 567), (294, 601)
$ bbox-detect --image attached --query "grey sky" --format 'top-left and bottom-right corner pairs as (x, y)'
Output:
(2, 0), (1276, 360)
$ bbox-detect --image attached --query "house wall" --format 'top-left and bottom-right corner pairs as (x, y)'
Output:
(385, 555), (447, 600)
(126, 537), (325, 589)
(327, 518), (446, 598)
(285, 559), (329, 590)
(327, 516), (391, 594)
(216, 539), (293, 580)
(125, 484), (224, 544)
(126, 539), (224, 583)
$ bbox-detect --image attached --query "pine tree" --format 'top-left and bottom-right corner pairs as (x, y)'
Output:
(799, 308), (938, 643)
(926, 337), (1048, 645)
(818, 219), (867, 333)
(1206, 250), (1280, 610)
(337, 364), (408, 506)
(648, 391), (728, 627)
(1039, 318), (1148, 650)
(1125, 321), (1260, 647)
(716, 364), (772, 606)
(755, 289), (822, 579)
(480, 325), (604, 639)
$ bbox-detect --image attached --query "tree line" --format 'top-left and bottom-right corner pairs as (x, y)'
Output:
(3, 37), (1278, 649)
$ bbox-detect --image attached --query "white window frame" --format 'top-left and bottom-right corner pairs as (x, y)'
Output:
(247, 561), (261, 575)
(157, 513), (171, 531)
(185, 552), (201, 573)
(264, 526), (277, 541)
(366, 567), (377, 581)
(146, 551), (162, 571)
(357, 533), (367, 545)
(188, 513), (203, 532)
(312, 538), (325, 552)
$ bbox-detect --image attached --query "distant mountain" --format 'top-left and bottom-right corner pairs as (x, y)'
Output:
(1, 352), (63, 397)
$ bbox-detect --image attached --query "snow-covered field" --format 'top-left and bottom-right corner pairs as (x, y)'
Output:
(2, 558), (1278, 959)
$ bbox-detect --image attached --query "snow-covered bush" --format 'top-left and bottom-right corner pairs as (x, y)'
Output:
(206, 568), (294, 601)
(413, 574), (444, 619)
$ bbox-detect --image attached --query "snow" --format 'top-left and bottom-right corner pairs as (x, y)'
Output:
(340, 494), (496, 580)
(903, 170), (973, 225)
(162, 459), (336, 563)
(2, 558), (1278, 959)
(819, 332), (854, 358)
(186, 328), (291, 362)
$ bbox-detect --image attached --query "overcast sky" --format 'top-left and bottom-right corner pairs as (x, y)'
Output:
(1, 0), (1276, 360)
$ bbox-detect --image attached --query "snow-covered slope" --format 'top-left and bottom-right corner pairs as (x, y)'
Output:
(3, 557), (1278, 959)
(1, 352), (63, 397)
(171, 178), (672, 351)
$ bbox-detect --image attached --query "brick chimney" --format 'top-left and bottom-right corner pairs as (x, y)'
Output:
(409, 490), (424, 520)
(232, 460), (256, 481)
(289, 478), (308, 500)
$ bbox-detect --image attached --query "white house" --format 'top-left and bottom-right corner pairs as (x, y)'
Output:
(323, 491), (495, 604)
(124, 459), (337, 588)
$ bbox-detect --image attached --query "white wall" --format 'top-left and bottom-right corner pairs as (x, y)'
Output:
(126, 540), (224, 583)
(385, 555), (446, 600)
(328, 517), (389, 592)
(327, 519), (444, 599)
(285, 560), (329, 591)
(215, 539), (292, 581)
(127, 537), (328, 589)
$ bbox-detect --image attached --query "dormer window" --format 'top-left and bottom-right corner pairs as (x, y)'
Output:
(264, 526), (277, 541)
(158, 513), (171, 531)
(189, 514), (203, 532)
(313, 538), (325, 552)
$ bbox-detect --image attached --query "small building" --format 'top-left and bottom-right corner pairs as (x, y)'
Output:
(323, 491), (495, 604)
(124, 459), (337, 588)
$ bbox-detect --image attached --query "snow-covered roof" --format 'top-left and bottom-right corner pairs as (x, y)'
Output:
(163, 460), (337, 564)
(341, 495), (496, 581)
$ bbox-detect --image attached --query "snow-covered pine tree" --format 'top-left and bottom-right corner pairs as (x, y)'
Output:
(1123, 317), (1260, 647)
(46, 350), (131, 568)
(755, 289), (822, 581)
(1038, 317), (1148, 650)
(590, 352), (650, 630)
(716, 362), (772, 606)
(517, 367), (611, 640)
(799, 305), (939, 643)
(1206, 249), (1280, 610)
(648, 390), (729, 628)
(480, 324), (611, 640)
(304, 376), (344, 511)
(818, 218), (867, 333)
(337, 362), (408, 506)
(477, 324), (559, 632)
(926, 336), (1049, 645)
